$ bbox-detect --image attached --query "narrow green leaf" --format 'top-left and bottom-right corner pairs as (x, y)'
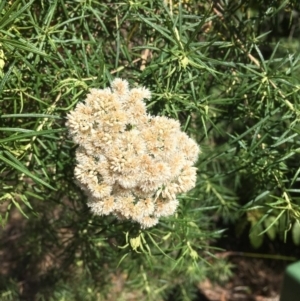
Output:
(0, 127), (33, 132)
(0, 128), (65, 143)
(146, 232), (173, 260)
(0, 59), (15, 93)
(0, 37), (48, 56)
(11, 198), (29, 219)
(138, 14), (176, 44)
(0, 151), (55, 190)
(1, 114), (61, 119)
(0, 0), (34, 29)
(271, 133), (298, 147)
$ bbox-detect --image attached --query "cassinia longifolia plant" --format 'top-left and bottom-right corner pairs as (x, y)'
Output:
(1, 1), (300, 300)
(66, 78), (199, 228)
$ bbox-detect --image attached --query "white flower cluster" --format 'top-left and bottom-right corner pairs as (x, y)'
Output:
(66, 79), (199, 228)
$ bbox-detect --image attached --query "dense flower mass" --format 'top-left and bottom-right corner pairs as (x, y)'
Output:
(66, 79), (200, 228)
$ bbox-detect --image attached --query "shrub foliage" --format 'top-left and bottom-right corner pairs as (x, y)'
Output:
(0, 0), (300, 300)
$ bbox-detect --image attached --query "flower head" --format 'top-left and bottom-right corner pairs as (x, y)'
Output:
(66, 78), (200, 228)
